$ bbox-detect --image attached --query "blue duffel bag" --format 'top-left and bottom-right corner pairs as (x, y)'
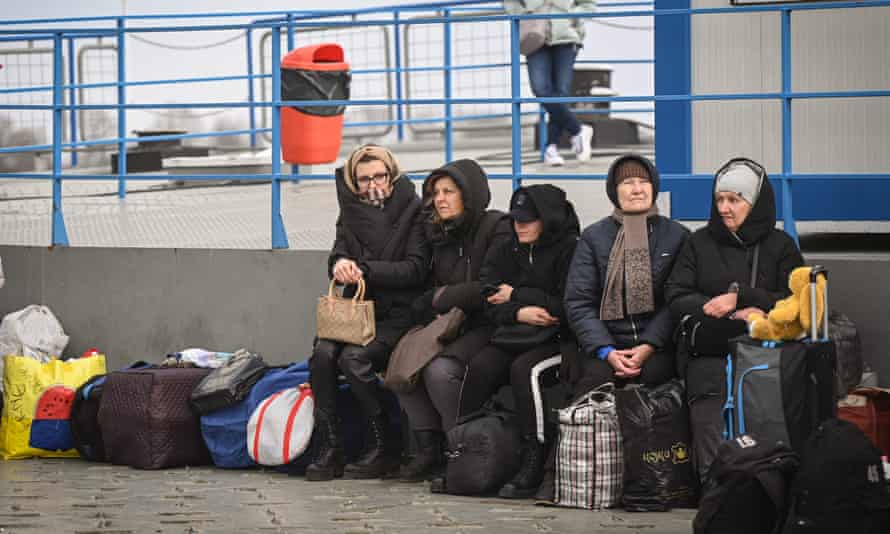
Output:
(201, 361), (309, 468)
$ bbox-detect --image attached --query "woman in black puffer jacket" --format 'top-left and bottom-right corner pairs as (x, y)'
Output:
(665, 157), (803, 485)
(307, 144), (430, 482)
(395, 159), (512, 482)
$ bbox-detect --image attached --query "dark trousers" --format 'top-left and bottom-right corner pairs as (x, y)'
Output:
(309, 337), (394, 419)
(526, 43), (583, 143)
(460, 342), (561, 438)
(572, 348), (677, 399)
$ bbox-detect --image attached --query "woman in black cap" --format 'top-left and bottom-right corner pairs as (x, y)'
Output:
(463, 184), (581, 499)
(665, 157), (803, 485)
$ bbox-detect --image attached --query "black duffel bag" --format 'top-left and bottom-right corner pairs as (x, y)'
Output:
(190, 349), (268, 415)
(444, 403), (521, 495)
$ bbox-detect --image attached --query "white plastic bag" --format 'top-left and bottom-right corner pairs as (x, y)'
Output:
(0, 305), (70, 392)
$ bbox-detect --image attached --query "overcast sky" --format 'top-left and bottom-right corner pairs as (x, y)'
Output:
(2, 0), (653, 142)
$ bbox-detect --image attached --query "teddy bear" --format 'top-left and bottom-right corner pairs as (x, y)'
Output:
(747, 266), (826, 341)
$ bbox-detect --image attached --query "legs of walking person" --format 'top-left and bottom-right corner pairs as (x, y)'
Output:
(527, 44), (588, 164)
(307, 340), (346, 481)
(458, 345), (513, 418)
(499, 344), (561, 499)
(337, 339), (396, 478)
(396, 356), (465, 482)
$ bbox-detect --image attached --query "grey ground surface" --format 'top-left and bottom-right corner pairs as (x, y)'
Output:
(0, 459), (695, 533)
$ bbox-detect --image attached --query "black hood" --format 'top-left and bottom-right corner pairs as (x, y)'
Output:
(510, 184), (580, 247)
(605, 154), (661, 210)
(422, 158), (492, 235)
(707, 159), (777, 247)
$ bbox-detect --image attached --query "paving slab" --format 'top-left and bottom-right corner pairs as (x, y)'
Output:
(0, 459), (695, 533)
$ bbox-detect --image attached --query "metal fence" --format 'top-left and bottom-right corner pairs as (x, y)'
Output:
(0, 0), (888, 249)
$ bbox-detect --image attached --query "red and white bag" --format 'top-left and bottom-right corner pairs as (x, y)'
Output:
(247, 384), (314, 466)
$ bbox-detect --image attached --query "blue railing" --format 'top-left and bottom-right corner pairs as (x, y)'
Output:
(1, 0), (889, 248)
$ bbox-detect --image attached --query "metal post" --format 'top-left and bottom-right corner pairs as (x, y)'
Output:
(510, 17), (522, 191)
(443, 9), (453, 163)
(286, 13), (295, 51)
(116, 18), (127, 198)
(52, 33), (69, 246)
(246, 28), (257, 149)
(270, 27), (289, 249)
(67, 36), (78, 167)
(393, 10), (405, 141)
(780, 9), (798, 244)
(538, 107), (546, 162)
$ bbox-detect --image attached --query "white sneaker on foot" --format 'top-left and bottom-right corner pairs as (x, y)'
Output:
(544, 144), (565, 167)
(572, 124), (593, 162)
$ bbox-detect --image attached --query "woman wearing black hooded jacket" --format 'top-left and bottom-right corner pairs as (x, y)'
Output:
(395, 158), (512, 482)
(306, 145), (430, 482)
(664, 157), (804, 485)
(469, 184), (580, 499)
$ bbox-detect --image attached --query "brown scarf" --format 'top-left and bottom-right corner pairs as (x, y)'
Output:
(342, 144), (402, 208)
(600, 206), (658, 321)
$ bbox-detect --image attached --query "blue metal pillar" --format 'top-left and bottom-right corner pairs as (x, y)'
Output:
(67, 36), (78, 167)
(246, 28), (257, 149)
(286, 13), (295, 51)
(654, 0), (691, 214)
(116, 18), (127, 198)
(443, 9), (453, 163)
(394, 10), (405, 141)
(270, 27), (289, 249)
(52, 33), (69, 246)
(510, 17), (522, 191)
(780, 9), (798, 244)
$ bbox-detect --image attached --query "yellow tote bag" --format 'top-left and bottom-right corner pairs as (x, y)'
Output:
(1, 354), (106, 459)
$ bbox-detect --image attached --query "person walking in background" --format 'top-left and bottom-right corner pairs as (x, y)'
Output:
(306, 144), (430, 482)
(504, 0), (596, 166)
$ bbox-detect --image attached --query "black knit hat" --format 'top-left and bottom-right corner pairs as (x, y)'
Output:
(606, 154), (660, 209)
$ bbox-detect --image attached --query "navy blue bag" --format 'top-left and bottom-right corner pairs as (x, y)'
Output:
(201, 361), (310, 468)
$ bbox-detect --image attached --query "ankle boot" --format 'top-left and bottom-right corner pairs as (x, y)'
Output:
(305, 411), (345, 481)
(498, 435), (547, 499)
(344, 413), (392, 479)
(533, 466), (556, 504)
(399, 430), (443, 482)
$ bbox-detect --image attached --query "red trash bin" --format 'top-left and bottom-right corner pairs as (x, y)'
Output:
(280, 43), (351, 165)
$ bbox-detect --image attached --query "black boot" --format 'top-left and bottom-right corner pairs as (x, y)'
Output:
(498, 435), (547, 499)
(399, 430), (443, 482)
(533, 466), (556, 504)
(305, 411), (344, 482)
(344, 414), (393, 479)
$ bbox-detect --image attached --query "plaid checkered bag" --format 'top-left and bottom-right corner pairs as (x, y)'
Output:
(555, 383), (623, 510)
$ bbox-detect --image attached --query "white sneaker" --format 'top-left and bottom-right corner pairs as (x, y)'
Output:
(572, 124), (594, 162)
(544, 144), (565, 167)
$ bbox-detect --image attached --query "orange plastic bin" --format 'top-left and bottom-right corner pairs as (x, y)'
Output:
(280, 43), (351, 164)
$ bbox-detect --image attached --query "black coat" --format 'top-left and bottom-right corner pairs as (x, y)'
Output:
(480, 184), (580, 328)
(565, 213), (689, 357)
(664, 170), (804, 324)
(414, 159), (512, 323)
(664, 166), (804, 397)
(328, 168), (430, 340)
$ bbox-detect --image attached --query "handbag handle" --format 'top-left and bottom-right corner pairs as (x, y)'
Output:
(327, 278), (367, 303)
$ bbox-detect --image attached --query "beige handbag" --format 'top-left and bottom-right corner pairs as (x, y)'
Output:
(316, 279), (376, 346)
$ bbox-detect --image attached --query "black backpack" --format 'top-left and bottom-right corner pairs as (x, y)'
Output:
(784, 418), (890, 534)
(693, 434), (799, 534)
(444, 404), (521, 495)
